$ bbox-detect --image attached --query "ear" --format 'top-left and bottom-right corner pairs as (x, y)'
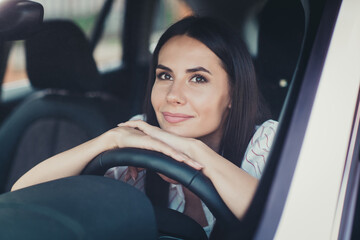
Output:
(228, 102), (232, 109)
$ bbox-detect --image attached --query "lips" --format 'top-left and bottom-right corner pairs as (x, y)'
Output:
(162, 112), (194, 123)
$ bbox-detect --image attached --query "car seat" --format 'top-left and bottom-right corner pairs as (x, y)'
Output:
(0, 20), (130, 193)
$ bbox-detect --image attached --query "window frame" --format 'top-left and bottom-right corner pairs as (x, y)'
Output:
(251, 0), (344, 238)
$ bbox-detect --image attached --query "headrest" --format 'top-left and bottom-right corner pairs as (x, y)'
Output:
(255, 0), (306, 119)
(25, 20), (101, 92)
(256, 0), (305, 81)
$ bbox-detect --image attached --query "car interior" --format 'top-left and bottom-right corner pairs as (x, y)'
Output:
(1, 0), (358, 239)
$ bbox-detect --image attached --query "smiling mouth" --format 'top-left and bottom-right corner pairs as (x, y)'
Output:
(162, 112), (194, 123)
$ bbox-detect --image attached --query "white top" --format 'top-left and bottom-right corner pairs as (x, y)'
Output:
(105, 116), (278, 236)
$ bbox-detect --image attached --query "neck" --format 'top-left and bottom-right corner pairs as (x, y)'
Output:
(198, 126), (224, 153)
(199, 137), (220, 152)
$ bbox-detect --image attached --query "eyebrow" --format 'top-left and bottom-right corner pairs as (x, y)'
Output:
(156, 64), (212, 75)
(156, 64), (172, 72)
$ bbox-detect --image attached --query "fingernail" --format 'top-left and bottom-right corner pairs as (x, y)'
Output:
(131, 172), (137, 181)
(177, 153), (188, 161)
(193, 161), (204, 169)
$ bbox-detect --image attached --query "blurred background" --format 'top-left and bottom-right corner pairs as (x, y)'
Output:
(3, 0), (192, 86)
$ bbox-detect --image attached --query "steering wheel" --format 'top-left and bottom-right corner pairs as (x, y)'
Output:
(81, 148), (239, 230)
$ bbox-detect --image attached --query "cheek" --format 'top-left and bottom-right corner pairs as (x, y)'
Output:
(200, 104), (225, 123)
(198, 91), (230, 117)
(202, 95), (230, 131)
(150, 84), (162, 110)
(150, 88), (156, 109)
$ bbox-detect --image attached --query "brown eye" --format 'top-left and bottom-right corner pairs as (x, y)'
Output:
(157, 72), (173, 80)
(190, 74), (207, 83)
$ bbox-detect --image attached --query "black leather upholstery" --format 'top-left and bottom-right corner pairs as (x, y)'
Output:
(0, 20), (130, 193)
(0, 176), (157, 240)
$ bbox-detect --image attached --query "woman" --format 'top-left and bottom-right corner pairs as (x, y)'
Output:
(12, 16), (277, 236)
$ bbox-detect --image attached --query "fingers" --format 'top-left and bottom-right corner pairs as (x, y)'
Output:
(130, 134), (203, 170)
(113, 125), (180, 160)
(183, 159), (203, 170)
(124, 167), (145, 181)
(118, 120), (154, 136)
(118, 120), (185, 151)
(115, 123), (203, 170)
(129, 166), (138, 181)
(158, 173), (179, 184)
(119, 120), (172, 143)
(141, 137), (203, 170)
(124, 168), (131, 181)
(118, 119), (146, 127)
(117, 120), (145, 130)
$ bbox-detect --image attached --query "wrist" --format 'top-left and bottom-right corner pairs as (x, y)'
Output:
(99, 129), (120, 150)
(189, 139), (218, 177)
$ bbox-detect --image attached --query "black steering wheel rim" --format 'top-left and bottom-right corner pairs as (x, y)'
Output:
(81, 148), (239, 226)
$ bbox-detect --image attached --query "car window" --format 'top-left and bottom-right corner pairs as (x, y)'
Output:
(91, 0), (125, 70)
(150, 0), (193, 52)
(2, 0), (125, 86)
(2, 40), (26, 85)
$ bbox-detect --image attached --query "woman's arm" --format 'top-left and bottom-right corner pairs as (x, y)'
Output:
(11, 126), (200, 191)
(11, 132), (112, 191)
(119, 120), (258, 219)
(191, 140), (258, 219)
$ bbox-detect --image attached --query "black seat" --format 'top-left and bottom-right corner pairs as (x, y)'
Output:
(0, 176), (157, 240)
(0, 20), (130, 193)
(26, 20), (102, 92)
(255, 0), (307, 119)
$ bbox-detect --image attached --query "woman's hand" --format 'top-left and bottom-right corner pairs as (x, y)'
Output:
(118, 120), (213, 178)
(107, 125), (203, 170)
(117, 120), (205, 167)
(118, 120), (213, 182)
(117, 121), (206, 182)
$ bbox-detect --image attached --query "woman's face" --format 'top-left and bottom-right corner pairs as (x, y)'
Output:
(151, 35), (231, 149)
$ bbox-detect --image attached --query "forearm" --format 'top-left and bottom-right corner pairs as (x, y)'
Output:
(11, 131), (115, 191)
(11, 125), (188, 192)
(193, 141), (258, 219)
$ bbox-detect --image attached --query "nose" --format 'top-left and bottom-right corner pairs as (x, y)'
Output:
(166, 81), (186, 105)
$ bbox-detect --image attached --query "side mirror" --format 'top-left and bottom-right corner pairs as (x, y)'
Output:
(0, 0), (44, 41)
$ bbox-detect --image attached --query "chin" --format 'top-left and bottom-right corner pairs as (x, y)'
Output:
(161, 125), (196, 138)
